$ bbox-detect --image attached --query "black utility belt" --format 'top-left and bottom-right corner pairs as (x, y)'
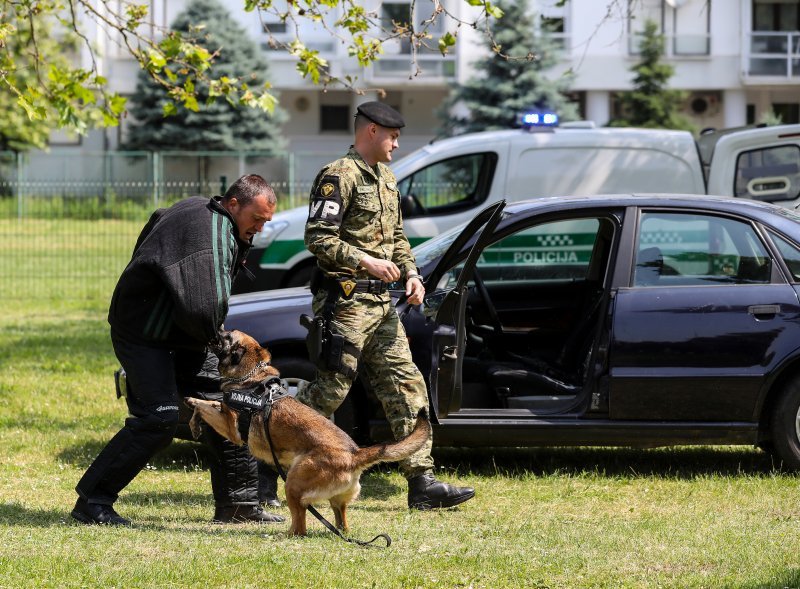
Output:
(313, 275), (387, 298)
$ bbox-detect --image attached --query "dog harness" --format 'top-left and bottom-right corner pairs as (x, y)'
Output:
(222, 376), (289, 443)
(222, 375), (392, 548)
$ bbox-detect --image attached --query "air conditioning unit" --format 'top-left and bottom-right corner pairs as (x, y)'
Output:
(687, 92), (721, 116)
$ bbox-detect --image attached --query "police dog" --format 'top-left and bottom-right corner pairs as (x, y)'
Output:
(184, 329), (431, 536)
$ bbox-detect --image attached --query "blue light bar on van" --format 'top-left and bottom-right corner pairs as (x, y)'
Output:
(519, 111), (559, 128)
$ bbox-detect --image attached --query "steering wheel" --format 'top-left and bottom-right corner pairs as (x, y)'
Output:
(471, 268), (504, 340)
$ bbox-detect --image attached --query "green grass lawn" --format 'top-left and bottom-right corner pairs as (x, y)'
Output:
(3, 232), (800, 587)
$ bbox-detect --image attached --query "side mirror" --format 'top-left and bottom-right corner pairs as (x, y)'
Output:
(400, 194), (417, 217)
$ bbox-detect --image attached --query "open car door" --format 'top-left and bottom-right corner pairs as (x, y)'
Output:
(424, 201), (506, 419)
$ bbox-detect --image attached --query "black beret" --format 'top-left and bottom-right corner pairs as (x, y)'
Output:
(356, 101), (405, 129)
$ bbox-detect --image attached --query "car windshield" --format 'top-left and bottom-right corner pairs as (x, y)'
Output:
(411, 222), (470, 268)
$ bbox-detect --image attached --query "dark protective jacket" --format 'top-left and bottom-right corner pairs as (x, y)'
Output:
(108, 196), (249, 349)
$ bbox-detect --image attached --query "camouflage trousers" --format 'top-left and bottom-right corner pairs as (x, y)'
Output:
(295, 291), (434, 477)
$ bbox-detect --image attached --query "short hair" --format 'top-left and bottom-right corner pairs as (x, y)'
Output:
(223, 174), (276, 206)
(354, 113), (372, 134)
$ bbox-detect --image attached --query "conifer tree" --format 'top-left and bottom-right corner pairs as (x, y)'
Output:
(124, 0), (286, 152)
(609, 20), (694, 132)
(438, 0), (578, 135)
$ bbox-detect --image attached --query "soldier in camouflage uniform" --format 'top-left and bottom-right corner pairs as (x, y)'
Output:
(295, 101), (475, 510)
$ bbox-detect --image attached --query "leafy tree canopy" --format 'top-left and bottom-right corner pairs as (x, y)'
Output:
(0, 0), (507, 150)
(124, 0), (286, 153)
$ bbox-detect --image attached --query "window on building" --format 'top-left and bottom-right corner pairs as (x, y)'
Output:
(627, 0), (710, 56)
(772, 103), (800, 124)
(753, 0), (800, 31)
(381, 2), (411, 54)
(262, 21), (287, 34)
(320, 105), (351, 133)
(537, 0), (569, 50)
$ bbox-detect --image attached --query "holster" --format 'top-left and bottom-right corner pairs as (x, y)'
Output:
(300, 312), (358, 380)
(301, 313), (327, 367)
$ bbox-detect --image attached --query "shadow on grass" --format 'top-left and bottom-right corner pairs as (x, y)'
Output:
(58, 436), (789, 483)
(430, 445), (784, 479)
(58, 438), (213, 470)
(0, 501), (286, 539)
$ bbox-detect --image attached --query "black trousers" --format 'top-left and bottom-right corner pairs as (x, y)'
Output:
(75, 330), (258, 508)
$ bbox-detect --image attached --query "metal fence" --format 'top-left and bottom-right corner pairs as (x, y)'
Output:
(0, 150), (337, 300)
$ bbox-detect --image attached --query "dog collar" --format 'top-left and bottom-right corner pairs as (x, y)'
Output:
(223, 377), (289, 442)
(224, 360), (272, 385)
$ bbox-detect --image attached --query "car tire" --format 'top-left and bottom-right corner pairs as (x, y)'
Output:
(285, 265), (315, 288)
(769, 378), (800, 471)
(270, 356), (360, 438)
(271, 356), (316, 398)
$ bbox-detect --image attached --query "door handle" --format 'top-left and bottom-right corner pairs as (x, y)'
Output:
(441, 346), (458, 361)
(748, 304), (780, 318)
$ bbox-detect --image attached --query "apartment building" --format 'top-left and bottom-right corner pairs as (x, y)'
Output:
(525, 0), (800, 130)
(70, 0), (800, 153)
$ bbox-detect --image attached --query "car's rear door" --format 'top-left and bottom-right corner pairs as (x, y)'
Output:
(608, 207), (800, 421)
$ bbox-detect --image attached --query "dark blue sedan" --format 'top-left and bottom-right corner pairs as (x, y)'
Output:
(224, 194), (800, 469)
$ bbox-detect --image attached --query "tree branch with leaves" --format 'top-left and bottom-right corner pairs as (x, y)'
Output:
(0, 0), (508, 151)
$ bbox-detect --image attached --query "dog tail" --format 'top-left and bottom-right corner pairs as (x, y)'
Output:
(352, 408), (432, 470)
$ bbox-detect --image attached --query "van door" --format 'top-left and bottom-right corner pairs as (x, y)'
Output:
(424, 201), (506, 419)
(707, 124), (800, 205)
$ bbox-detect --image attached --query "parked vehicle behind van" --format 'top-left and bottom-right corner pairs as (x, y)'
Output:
(233, 122), (800, 293)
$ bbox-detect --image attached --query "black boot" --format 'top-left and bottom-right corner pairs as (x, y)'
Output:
(202, 428), (284, 523)
(71, 498), (132, 527)
(258, 464), (281, 508)
(212, 504), (285, 524)
(407, 473), (475, 510)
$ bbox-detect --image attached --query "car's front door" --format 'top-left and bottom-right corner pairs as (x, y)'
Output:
(424, 201), (505, 418)
(609, 208), (800, 421)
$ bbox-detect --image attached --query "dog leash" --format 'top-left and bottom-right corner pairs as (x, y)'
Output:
(263, 408), (392, 548)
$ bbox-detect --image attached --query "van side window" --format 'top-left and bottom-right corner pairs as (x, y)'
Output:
(734, 145), (800, 202)
(397, 152), (497, 218)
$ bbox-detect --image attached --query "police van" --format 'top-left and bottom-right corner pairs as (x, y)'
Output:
(234, 118), (800, 293)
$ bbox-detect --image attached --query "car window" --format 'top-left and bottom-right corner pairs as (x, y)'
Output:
(440, 217), (604, 288)
(769, 231), (800, 282)
(476, 218), (601, 281)
(634, 212), (772, 286)
(734, 144), (800, 202)
(396, 152), (497, 217)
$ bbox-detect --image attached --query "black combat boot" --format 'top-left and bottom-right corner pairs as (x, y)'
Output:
(71, 498), (132, 527)
(407, 473), (475, 510)
(212, 504), (285, 524)
(258, 464), (281, 508)
(203, 426), (284, 523)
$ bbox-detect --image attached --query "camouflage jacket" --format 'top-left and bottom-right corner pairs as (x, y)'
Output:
(305, 147), (417, 284)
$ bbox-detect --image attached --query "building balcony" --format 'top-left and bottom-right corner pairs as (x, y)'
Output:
(744, 32), (800, 81)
